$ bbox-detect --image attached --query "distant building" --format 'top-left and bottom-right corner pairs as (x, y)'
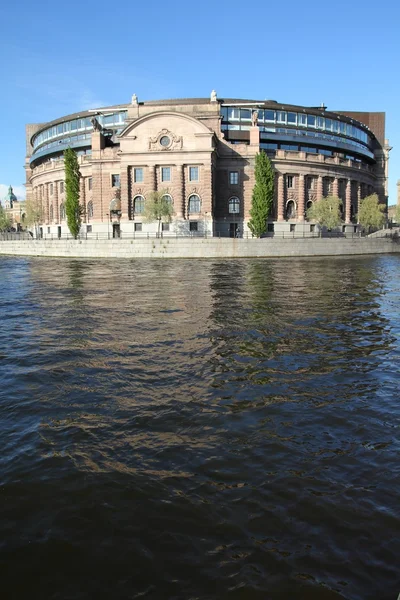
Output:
(25, 93), (391, 238)
(2, 185), (25, 230)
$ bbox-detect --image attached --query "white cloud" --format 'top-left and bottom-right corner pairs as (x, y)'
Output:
(0, 184), (26, 201)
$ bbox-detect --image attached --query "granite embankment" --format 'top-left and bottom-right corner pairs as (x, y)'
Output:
(0, 236), (399, 258)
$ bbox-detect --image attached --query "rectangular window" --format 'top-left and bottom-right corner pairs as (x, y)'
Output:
(240, 109), (252, 121)
(47, 227), (50, 234)
(287, 112), (297, 124)
(307, 177), (314, 190)
(267, 223), (274, 232)
(161, 167), (171, 182)
(298, 113), (307, 126)
(325, 118), (332, 131)
(60, 181), (64, 194)
(316, 116), (325, 129)
(277, 111), (286, 123)
(134, 222), (142, 232)
(111, 174), (120, 187)
(88, 177), (92, 191)
(310, 224), (316, 232)
(229, 171), (239, 185)
(50, 183), (53, 195)
(87, 225), (92, 233)
(265, 110), (275, 122)
(287, 175), (294, 189)
(290, 224), (296, 232)
(189, 166), (199, 181)
(189, 221), (198, 232)
(162, 222), (170, 232)
(134, 168), (143, 183)
(307, 115), (316, 127)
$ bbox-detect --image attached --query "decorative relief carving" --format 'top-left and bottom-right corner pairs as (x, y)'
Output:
(148, 129), (183, 151)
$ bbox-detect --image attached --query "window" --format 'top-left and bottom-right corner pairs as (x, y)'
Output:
(134, 222), (142, 232)
(188, 194), (201, 213)
(161, 167), (171, 182)
(189, 221), (198, 232)
(60, 181), (64, 194)
(189, 166), (199, 181)
(88, 177), (92, 191)
(277, 111), (286, 123)
(162, 222), (170, 232)
(265, 110), (275, 121)
(134, 195), (145, 214)
(228, 197), (240, 214)
(161, 194), (173, 206)
(287, 175), (294, 189)
(267, 223), (274, 232)
(50, 183), (53, 195)
(47, 227), (50, 234)
(87, 225), (92, 233)
(306, 177), (314, 190)
(287, 112), (297, 124)
(111, 174), (120, 188)
(310, 224), (315, 232)
(290, 224), (296, 232)
(60, 203), (65, 220)
(307, 115), (316, 127)
(298, 113), (307, 126)
(229, 171), (239, 185)
(49, 205), (53, 221)
(134, 168), (144, 183)
(87, 200), (93, 219)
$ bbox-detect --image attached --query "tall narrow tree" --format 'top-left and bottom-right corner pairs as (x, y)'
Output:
(64, 148), (82, 238)
(248, 152), (275, 238)
(357, 193), (386, 232)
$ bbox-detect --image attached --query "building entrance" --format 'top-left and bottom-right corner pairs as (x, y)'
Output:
(113, 224), (121, 238)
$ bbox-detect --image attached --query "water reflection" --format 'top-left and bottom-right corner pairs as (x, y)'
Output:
(0, 255), (399, 600)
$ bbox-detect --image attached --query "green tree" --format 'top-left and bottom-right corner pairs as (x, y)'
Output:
(0, 204), (12, 231)
(248, 152), (275, 238)
(357, 193), (386, 232)
(64, 148), (82, 238)
(143, 190), (174, 236)
(307, 195), (343, 232)
(24, 196), (43, 236)
(393, 203), (400, 225)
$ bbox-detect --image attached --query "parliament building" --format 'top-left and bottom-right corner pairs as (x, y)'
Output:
(25, 92), (391, 238)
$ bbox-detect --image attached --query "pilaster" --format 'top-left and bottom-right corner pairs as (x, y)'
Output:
(345, 179), (351, 224)
(317, 175), (323, 201)
(277, 174), (284, 221)
(298, 174), (305, 222)
(333, 177), (339, 198)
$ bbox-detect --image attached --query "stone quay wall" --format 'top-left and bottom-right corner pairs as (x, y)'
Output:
(0, 238), (399, 259)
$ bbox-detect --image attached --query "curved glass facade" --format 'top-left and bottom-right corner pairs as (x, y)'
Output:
(221, 106), (373, 159)
(30, 110), (128, 162)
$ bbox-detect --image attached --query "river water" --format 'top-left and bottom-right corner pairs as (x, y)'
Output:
(0, 255), (399, 600)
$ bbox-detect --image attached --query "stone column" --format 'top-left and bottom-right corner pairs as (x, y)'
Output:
(148, 165), (156, 192)
(357, 182), (362, 224)
(80, 177), (86, 223)
(333, 177), (339, 198)
(317, 175), (323, 201)
(345, 179), (351, 224)
(277, 174), (284, 221)
(298, 174), (305, 221)
(53, 180), (58, 224)
(120, 166), (129, 220)
(175, 165), (183, 218)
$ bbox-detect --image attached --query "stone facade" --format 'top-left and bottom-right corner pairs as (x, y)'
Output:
(25, 95), (390, 238)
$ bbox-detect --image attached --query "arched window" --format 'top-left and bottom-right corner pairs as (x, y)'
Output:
(60, 203), (65, 220)
(188, 194), (201, 214)
(228, 197), (240, 214)
(134, 195), (145, 214)
(161, 194), (173, 206)
(306, 200), (313, 210)
(286, 200), (296, 219)
(87, 200), (93, 219)
(49, 205), (54, 222)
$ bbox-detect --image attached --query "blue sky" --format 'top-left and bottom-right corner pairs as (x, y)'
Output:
(1, 0), (399, 203)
